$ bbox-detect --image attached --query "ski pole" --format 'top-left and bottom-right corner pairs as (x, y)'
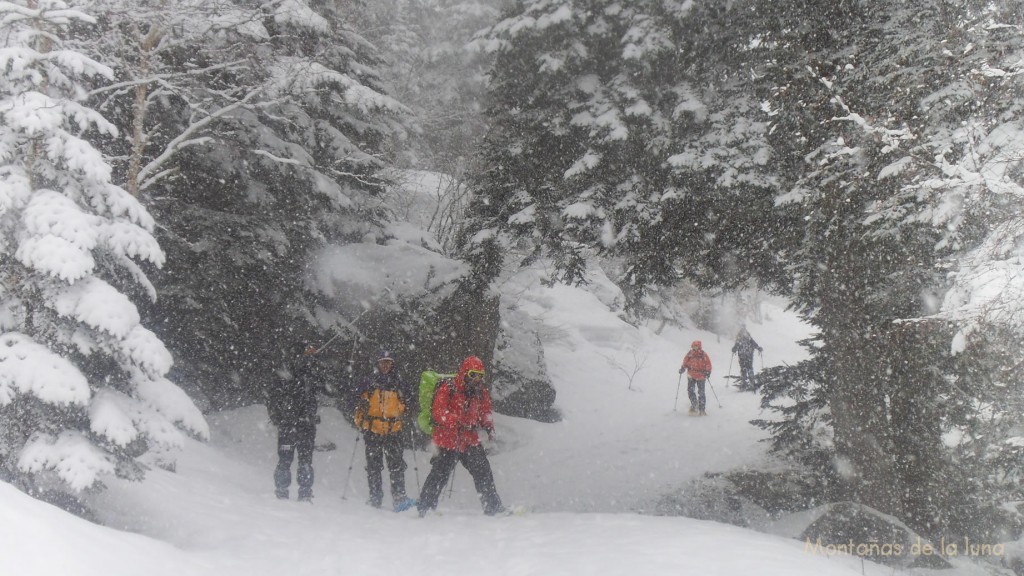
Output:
(340, 434), (361, 500)
(409, 427), (421, 493)
(315, 331), (343, 354)
(673, 373), (683, 411)
(708, 378), (722, 409)
(446, 465), (456, 500)
(727, 353), (734, 388)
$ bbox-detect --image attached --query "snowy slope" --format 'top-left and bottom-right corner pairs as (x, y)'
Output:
(2, 276), (966, 576)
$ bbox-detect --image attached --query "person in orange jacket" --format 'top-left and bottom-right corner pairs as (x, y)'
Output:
(353, 349), (416, 511)
(417, 356), (505, 517)
(680, 340), (713, 415)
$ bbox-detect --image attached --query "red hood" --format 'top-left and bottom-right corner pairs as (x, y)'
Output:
(458, 356), (485, 380)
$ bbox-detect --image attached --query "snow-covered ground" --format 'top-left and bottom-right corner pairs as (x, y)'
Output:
(0, 277), (988, 575)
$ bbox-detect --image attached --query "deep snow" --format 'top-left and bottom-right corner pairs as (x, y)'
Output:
(0, 279), (995, 575)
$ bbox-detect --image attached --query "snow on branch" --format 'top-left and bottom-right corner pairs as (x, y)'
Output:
(828, 94), (914, 152)
(86, 59), (249, 98)
(51, 277), (141, 339)
(136, 377), (210, 441)
(250, 149), (304, 166)
(0, 2), (96, 27)
(18, 431), (114, 492)
(0, 332), (90, 407)
(136, 87), (262, 190)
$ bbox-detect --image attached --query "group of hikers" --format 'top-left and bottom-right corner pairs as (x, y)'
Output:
(678, 326), (763, 415)
(266, 325), (763, 515)
(267, 346), (504, 517)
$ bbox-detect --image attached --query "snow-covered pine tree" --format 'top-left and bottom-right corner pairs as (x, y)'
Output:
(882, 1), (1024, 538)
(466, 0), (780, 310)
(752, 0), (1020, 541)
(0, 0), (207, 502)
(87, 0), (413, 409)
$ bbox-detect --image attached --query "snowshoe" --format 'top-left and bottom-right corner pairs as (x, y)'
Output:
(487, 504), (528, 517)
(393, 497), (417, 513)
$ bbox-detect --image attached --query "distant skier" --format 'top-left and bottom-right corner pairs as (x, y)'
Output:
(353, 349), (417, 512)
(267, 343), (325, 501)
(732, 326), (763, 390)
(679, 340), (713, 416)
(417, 356), (505, 517)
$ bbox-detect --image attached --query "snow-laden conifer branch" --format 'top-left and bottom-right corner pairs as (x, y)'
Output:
(86, 59), (249, 98)
(136, 86), (263, 190)
(0, 0), (206, 494)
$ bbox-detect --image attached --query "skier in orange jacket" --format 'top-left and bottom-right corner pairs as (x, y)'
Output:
(679, 340), (712, 415)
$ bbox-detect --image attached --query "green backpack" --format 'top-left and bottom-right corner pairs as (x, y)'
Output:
(418, 370), (455, 435)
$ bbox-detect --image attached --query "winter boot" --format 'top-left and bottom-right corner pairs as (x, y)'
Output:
(688, 405), (697, 414)
(484, 504), (507, 516)
(275, 488), (289, 500)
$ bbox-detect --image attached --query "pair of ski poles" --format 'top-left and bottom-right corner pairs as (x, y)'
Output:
(340, 427), (434, 502)
(674, 372), (721, 411)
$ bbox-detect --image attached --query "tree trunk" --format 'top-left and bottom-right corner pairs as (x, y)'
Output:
(126, 25), (163, 197)
(820, 293), (904, 517)
(887, 323), (951, 539)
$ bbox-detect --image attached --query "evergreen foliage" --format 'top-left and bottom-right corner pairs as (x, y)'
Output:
(468, 0), (781, 309)
(84, 0), (412, 408)
(469, 0), (1024, 541)
(0, 0), (207, 499)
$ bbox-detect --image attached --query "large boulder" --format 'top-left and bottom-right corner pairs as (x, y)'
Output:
(654, 468), (828, 529)
(724, 468), (834, 515)
(311, 239), (559, 423)
(653, 473), (772, 530)
(788, 502), (951, 569)
(491, 306), (559, 422)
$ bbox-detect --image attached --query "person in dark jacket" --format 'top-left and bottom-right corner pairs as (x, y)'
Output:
(267, 343), (323, 501)
(353, 349), (416, 511)
(417, 356), (504, 517)
(732, 326), (763, 390)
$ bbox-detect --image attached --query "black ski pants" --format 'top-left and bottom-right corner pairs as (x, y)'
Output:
(364, 431), (407, 507)
(738, 354), (756, 388)
(275, 422), (316, 498)
(417, 444), (503, 515)
(688, 378), (706, 412)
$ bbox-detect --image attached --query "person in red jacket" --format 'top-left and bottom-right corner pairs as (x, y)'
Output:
(417, 356), (505, 516)
(680, 340), (713, 415)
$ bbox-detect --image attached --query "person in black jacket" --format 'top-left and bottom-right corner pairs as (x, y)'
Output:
(732, 326), (763, 390)
(267, 343), (324, 501)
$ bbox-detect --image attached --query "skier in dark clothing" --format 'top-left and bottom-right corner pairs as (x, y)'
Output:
(352, 349), (417, 511)
(267, 343), (325, 501)
(417, 356), (504, 517)
(732, 326), (763, 390)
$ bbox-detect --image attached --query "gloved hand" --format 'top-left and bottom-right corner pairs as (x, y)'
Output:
(678, 367), (684, 375)
(486, 428), (496, 442)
